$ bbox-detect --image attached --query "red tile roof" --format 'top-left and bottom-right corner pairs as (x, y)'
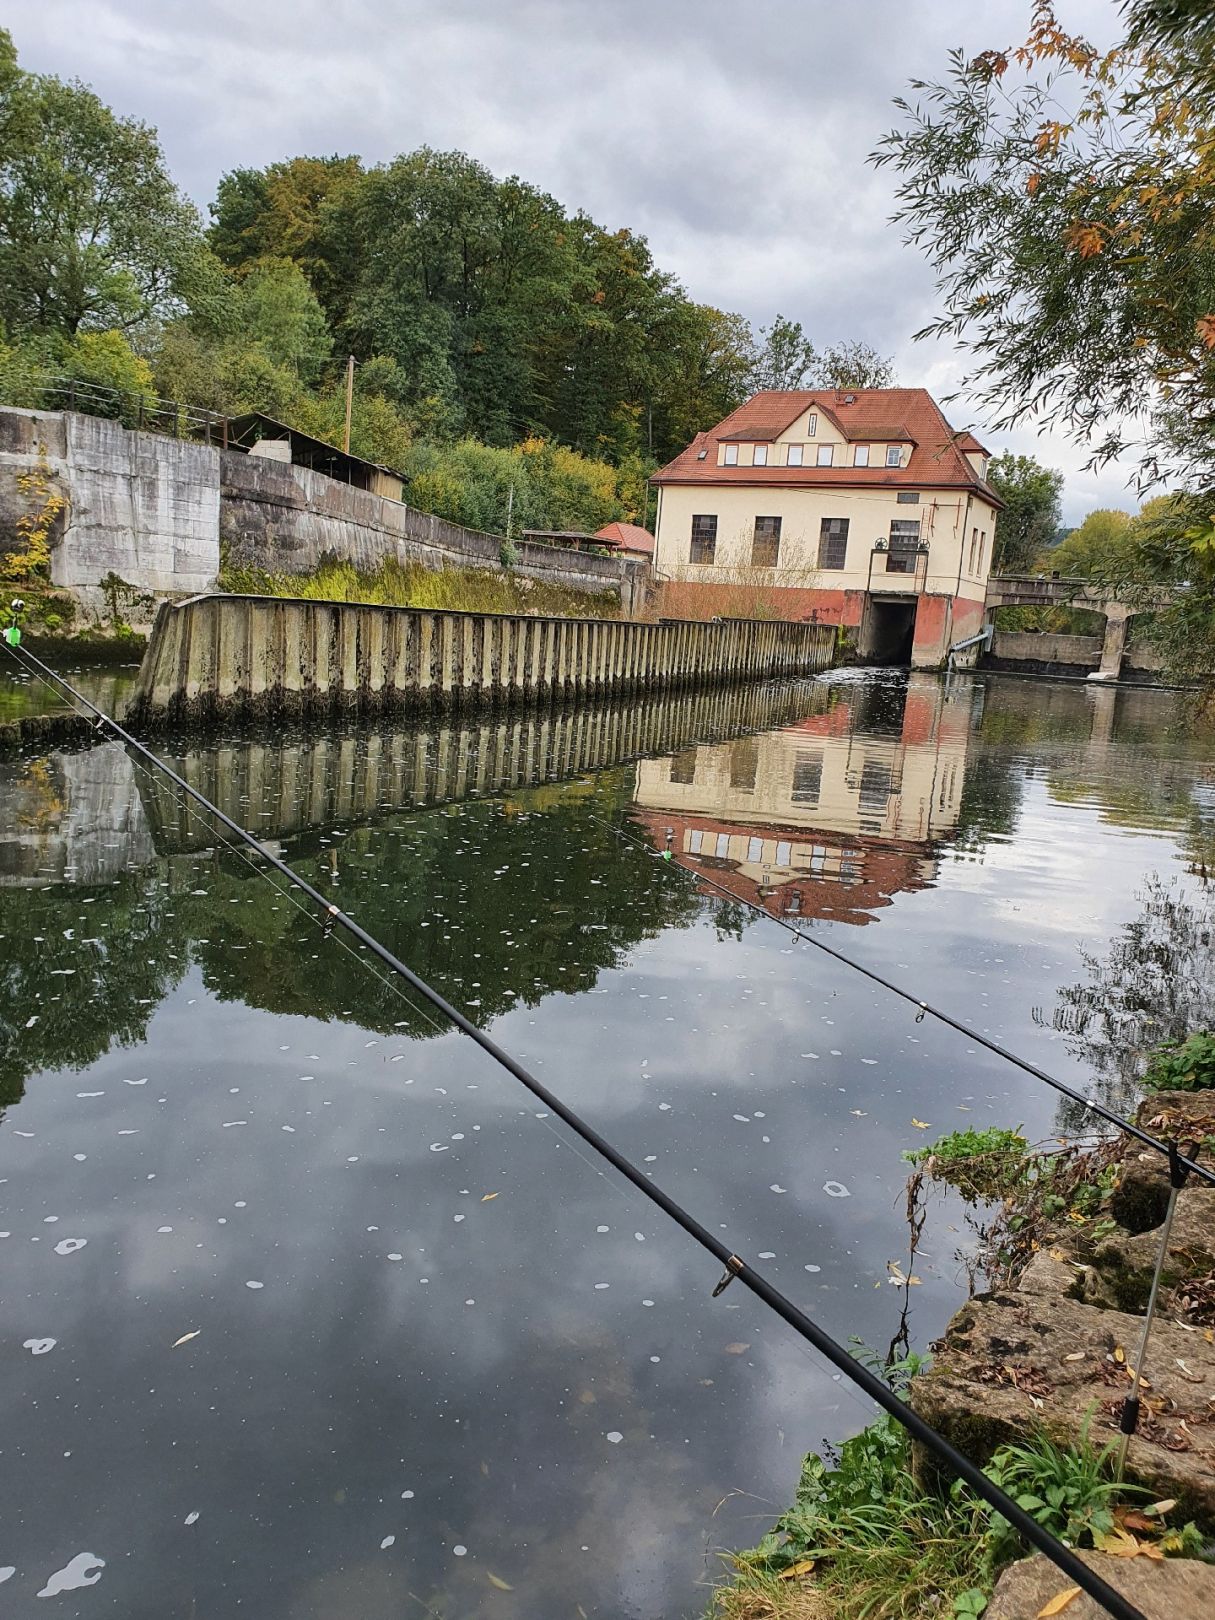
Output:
(596, 521), (655, 556)
(652, 389), (1001, 503)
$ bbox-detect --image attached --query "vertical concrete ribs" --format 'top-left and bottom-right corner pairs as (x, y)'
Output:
(128, 595), (838, 726)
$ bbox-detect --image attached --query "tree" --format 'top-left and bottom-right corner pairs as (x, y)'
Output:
(748, 314), (814, 391)
(812, 340), (896, 390)
(986, 452), (1065, 570)
(874, 1), (1215, 684)
(1048, 508), (1135, 578)
(0, 28), (215, 337)
(235, 256), (332, 382)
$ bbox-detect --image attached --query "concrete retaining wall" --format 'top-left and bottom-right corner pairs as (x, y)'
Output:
(219, 451), (644, 612)
(987, 629), (1169, 681)
(128, 594), (836, 725)
(0, 405), (643, 619)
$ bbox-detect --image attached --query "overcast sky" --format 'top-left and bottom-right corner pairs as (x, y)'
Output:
(12, 0), (1137, 523)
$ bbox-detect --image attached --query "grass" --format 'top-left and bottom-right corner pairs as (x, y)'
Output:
(1142, 1030), (1215, 1093)
(902, 1127), (1031, 1202)
(708, 1352), (1202, 1620)
(219, 554), (621, 620)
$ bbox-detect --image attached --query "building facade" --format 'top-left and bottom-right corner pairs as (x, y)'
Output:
(651, 388), (1002, 668)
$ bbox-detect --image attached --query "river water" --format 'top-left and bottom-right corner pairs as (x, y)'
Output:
(1, 670), (1212, 1618)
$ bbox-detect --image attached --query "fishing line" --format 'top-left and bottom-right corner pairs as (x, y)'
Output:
(0, 642), (1152, 1620)
(594, 812), (1215, 1192)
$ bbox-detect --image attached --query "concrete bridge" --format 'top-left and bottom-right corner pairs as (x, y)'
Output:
(984, 574), (1174, 681)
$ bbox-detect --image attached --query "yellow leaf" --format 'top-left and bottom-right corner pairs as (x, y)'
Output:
(911, 1118), (932, 1130)
(486, 1572), (513, 1591)
(481, 1192), (499, 1202)
(724, 1343), (751, 1355)
(1037, 1587), (1081, 1617)
(1113, 1345), (1126, 1364)
(172, 1330), (201, 1348)
(778, 1559), (817, 1580)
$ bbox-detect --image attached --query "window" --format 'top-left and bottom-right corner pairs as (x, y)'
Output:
(690, 513), (717, 565)
(723, 443), (738, 465)
(807, 414), (817, 436)
(751, 515), (781, 568)
(896, 491), (920, 504)
(816, 444), (834, 466)
(787, 443), (803, 466)
(886, 519), (921, 573)
(968, 528), (979, 573)
(818, 517), (849, 569)
(978, 532), (987, 572)
(753, 444), (768, 466)
(859, 760), (893, 811)
(853, 444), (870, 467)
(791, 749), (824, 806)
(715, 832), (730, 859)
(747, 836), (763, 863)
(886, 445), (903, 467)
(688, 828), (703, 853)
(730, 737), (758, 790)
(670, 747), (697, 784)
(696, 448), (708, 460)
(775, 841), (792, 867)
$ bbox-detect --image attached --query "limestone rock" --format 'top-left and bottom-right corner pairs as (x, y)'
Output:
(910, 1289), (1215, 1528)
(986, 1550), (1215, 1620)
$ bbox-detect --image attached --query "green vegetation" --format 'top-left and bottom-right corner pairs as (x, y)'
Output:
(1142, 1030), (1215, 1093)
(875, 1), (1215, 686)
(986, 454), (1065, 573)
(0, 26), (893, 582)
(712, 1354), (1196, 1620)
(903, 1126), (1030, 1201)
(219, 554), (619, 619)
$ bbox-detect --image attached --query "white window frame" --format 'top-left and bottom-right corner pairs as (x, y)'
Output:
(787, 443), (803, 466)
(753, 444), (768, 466)
(816, 444), (834, 467)
(807, 414), (817, 437)
(885, 445), (903, 467)
(723, 442), (738, 465)
(853, 444), (870, 467)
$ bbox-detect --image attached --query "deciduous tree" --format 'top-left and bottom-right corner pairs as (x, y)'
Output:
(986, 452), (1065, 570)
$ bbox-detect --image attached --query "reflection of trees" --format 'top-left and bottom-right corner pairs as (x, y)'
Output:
(0, 876), (189, 1110)
(952, 748), (1023, 853)
(1, 770), (702, 1104)
(1036, 875), (1215, 1123)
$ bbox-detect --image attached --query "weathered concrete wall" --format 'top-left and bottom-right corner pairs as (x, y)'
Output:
(0, 406), (644, 620)
(128, 594), (837, 726)
(986, 629), (1169, 681)
(220, 451), (644, 611)
(0, 406), (220, 618)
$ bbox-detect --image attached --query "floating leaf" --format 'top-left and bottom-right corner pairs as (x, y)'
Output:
(481, 1192), (499, 1202)
(724, 1343), (751, 1355)
(172, 1330), (201, 1348)
(778, 1558), (816, 1580)
(911, 1118), (932, 1130)
(486, 1572), (513, 1591)
(1037, 1587), (1081, 1617)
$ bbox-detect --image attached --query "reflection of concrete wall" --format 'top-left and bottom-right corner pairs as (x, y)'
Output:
(0, 743), (153, 886)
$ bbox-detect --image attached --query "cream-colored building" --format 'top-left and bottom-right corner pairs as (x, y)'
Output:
(651, 388), (1002, 668)
(631, 673), (973, 923)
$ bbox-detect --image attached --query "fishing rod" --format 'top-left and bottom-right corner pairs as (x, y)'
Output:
(594, 812), (1215, 1193)
(2, 640), (1149, 1620)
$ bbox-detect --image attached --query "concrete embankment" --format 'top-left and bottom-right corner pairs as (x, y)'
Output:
(126, 594), (836, 726)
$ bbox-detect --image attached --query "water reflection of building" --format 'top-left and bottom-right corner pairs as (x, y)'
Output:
(631, 674), (975, 926)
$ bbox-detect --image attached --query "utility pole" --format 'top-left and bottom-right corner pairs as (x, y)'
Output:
(505, 482), (515, 540)
(343, 355), (355, 454)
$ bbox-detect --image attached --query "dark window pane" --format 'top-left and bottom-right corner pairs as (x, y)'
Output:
(791, 749), (823, 805)
(817, 517), (849, 569)
(859, 759), (893, 810)
(751, 515), (781, 568)
(896, 491), (920, 504)
(669, 747), (697, 784)
(730, 736), (759, 790)
(886, 519), (920, 573)
(690, 513), (717, 565)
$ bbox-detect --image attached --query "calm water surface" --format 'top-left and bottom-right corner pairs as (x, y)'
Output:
(1, 671), (1212, 1618)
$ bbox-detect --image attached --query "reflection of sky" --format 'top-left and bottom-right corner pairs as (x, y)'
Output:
(2, 675), (1213, 1617)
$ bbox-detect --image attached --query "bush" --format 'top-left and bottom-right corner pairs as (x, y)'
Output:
(1142, 1030), (1215, 1093)
(903, 1126), (1030, 1201)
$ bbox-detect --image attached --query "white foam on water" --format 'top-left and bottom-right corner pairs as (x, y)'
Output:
(37, 1552), (105, 1597)
(823, 1182), (851, 1198)
(245, 1280), (264, 1290)
(24, 1338), (56, 1355)
(606, 1431), (623, 1444)
(54, 1238), (86, 1255)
